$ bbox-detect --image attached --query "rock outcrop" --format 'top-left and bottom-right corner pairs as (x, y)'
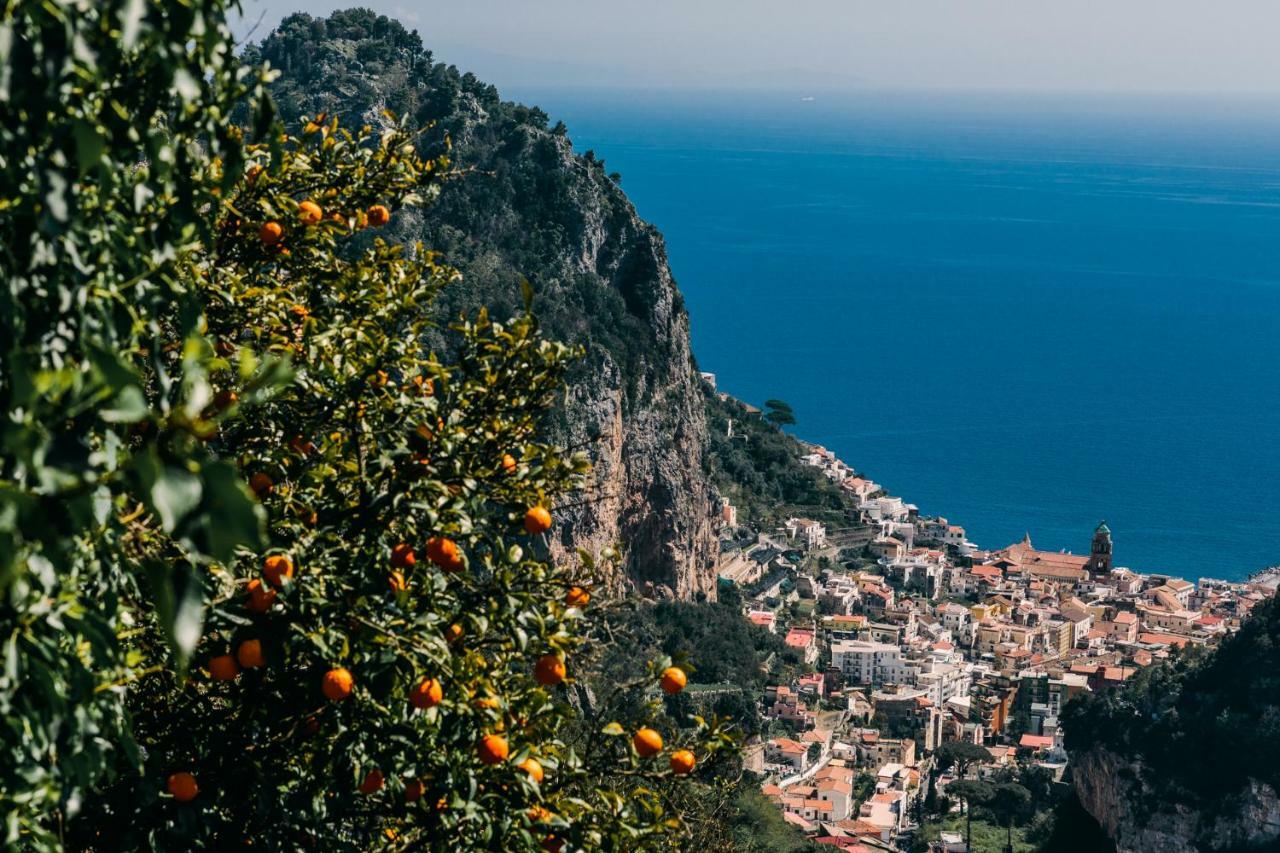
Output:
(250, 9), (720, 597)
(1073, 748), (1280, 852)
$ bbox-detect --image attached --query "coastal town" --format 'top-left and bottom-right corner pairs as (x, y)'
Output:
(712, 425), (1277, 851)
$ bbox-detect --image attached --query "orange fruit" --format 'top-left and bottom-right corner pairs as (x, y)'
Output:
(426, 536), (463, 572)
(413, 375), (434, 395)
(258, 221), (283, 245)
(322, 667), (354, 701)
(390, 543), (416, 569)
(518, 757), (544, 784)
(359, 769), (384, 794)
(213, 389), (237, 411)
(477, 734), (509, 765)
(246, 578), (276, 613)
(388, 570), (407, 593)
(298, 200), (322, 225)
(209, 654), (239, 681)
(669, 749), (696, 775)
(410, 677), (443, 710)
(633, 728), (663, 758)
(298, 507), (318, 527)
(167, 771), (199, 802)
(660, 666), (687, 695)
(528, 806), (553, 823)
(236, 639), (265, 669)
(263, 553), (293, 588)
(288, 435), (314, 456)
(444, 623), (464, 644)
(501, 453), (517, 473)
(249, 472), (273, 497)
(473, 695), (500, 710)
(524, 506), (552, 534)
(367, 204), (391, 227)
(565, 587), (590, 608)
(404, 778), (424, 802)
(534, 654), (566, 687)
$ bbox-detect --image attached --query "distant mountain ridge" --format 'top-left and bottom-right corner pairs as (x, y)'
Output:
(247, 9), (719, 597)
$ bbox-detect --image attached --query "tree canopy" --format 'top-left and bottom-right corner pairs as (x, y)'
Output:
(0, 2), (728, 849)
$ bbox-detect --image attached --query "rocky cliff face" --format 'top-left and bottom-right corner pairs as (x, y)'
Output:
(251, 10), (720, 597)
(1073, 748), (1280, 852)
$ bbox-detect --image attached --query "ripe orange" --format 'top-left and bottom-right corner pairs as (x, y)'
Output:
(501, 453), (517, 473)
(404, 778), (424, 802)
(249, 472), (273, 497)
(388, 570), (407, 593)
(565, 586), (590, 608)
(167, 771), (199, 802)
(246, 578), (276, 613)
(367, 204), (391, 227)
(518, 757), (544, 784)
(669, 749), (696, 775)
(426, 536), (463, 572)
(212, 389), (237, 411)
(236, 639), (265, 669)
(209, 654), (239, 681)
(298, 200), (323, 225)
(288, 435), (314, 456)
(444, 623), (464, 644)
(527, 805), (552, 823)
(524, 506), (552, 535)
(322, 667), (354, 701)
(534, 654), (566, 687)
(477, 734), (509, 765)
(263, 553), (293, 588)
(660, 666), (687, 695)
(258, 221), (283, 245)
(410, 677), (443, 710)
(390, 543), (416, 569)
(633, 727), (663, 758)
(358, 769), (384, 794)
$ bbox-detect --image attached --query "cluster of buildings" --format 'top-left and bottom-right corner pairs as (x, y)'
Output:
(716, 441), (1275, 850)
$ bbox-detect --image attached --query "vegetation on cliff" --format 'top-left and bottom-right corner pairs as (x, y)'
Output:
(1064, 596), (1280, 823)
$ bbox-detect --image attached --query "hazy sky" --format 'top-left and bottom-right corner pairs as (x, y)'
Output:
(237, 1), (1280, 94)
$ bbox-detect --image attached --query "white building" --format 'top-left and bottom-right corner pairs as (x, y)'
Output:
(831, 640), (909, 685)
(785, 517), (828, 550)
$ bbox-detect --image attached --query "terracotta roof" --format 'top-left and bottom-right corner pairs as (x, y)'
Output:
(1019, 734), (1054, 749)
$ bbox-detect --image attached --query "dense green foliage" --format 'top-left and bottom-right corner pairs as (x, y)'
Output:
(1064, 596), (1280, 818)
(2, 3), (729, 850)
(0, 2), (267, 844)
(704, 389), (852, 526)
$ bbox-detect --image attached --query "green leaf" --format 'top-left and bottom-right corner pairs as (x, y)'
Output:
(72, 120), (106, 174)
(197, 461), (265, 562)
(99, 385), (148, 423)
(145, 560), (205, 668)
(150, 465), (202, 532)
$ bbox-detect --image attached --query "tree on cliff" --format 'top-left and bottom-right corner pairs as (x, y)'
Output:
(1, 2), (728, 849)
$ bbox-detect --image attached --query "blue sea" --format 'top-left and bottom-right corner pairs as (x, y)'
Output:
(514, 88), (1280, 582)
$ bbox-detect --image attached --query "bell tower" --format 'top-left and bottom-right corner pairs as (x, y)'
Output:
(1088, 521), (1113, 575)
